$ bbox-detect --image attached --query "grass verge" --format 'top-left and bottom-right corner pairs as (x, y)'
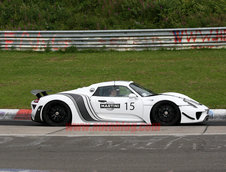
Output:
(0, 49), (225, 109)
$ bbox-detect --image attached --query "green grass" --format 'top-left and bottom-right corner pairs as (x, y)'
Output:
(0, 49), (225, 109)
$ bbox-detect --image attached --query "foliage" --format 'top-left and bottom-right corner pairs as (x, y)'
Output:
(0, 0), (225, 30)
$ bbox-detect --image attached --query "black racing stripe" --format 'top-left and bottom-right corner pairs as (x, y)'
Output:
(67, 94), (96, 121)
(84, 96), (101, 120)
(182, 112), (195, 120)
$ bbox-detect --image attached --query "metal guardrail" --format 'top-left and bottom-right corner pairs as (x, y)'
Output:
(0, 27), (225, 51)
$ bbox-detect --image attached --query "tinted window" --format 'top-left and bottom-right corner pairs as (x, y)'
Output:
(129, 83), (155, 97)
(93, 86), (132, 97)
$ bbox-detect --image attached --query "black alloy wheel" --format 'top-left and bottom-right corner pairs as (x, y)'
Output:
(151, 101), (180, 126)
(43, 101), (72, 126)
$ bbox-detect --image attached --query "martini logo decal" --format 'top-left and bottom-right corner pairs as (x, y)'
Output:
(100, 103), (120, 111)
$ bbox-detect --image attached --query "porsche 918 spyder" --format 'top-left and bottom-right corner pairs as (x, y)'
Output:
(31, 81), (211, 126)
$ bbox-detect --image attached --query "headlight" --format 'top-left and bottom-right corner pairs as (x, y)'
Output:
(183, 98), (197, 108)
(207, 109), (214, 117)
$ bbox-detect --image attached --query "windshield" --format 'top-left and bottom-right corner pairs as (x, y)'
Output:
(129, 83), (156, 97)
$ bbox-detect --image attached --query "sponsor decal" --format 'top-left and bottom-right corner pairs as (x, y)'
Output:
(100, 103), (120, 109)
(90, 88), (95, 92)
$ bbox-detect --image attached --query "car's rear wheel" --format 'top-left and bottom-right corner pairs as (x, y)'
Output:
(43, 100), (72, 126)
(151, 101), (181, 126)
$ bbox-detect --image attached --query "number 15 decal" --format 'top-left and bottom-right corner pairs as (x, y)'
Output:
(125, 102), (135, 110)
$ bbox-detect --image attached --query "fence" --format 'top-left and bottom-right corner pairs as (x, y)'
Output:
(0, 27), (225, 51)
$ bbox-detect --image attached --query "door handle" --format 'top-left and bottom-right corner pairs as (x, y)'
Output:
(98, 100), (107, 103)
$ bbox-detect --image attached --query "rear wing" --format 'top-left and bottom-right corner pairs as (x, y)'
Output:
(31, 90), (52, 98)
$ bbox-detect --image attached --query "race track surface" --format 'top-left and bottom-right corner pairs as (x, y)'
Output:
(0, 120), (226, 172)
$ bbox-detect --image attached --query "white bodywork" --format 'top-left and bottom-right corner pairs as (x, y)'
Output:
(31, 81), (210, 125)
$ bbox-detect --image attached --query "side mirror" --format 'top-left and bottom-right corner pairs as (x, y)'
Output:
(129, 93), (137, 99)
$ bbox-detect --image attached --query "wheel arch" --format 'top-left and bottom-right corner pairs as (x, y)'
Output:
(37, 94), (84, 124)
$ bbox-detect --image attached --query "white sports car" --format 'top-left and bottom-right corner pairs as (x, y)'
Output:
(31, 81), (210, 126)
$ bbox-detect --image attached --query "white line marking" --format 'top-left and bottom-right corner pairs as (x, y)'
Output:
(164, 136), (183, 150)
(0, 137), (13, 144)
(193, 143), (197, 150)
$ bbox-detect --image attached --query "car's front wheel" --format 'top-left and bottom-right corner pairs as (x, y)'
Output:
(42, 100), (72, 126)
(151, 101), (181, 126)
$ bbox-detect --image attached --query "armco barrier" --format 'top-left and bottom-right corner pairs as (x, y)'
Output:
(0, 27), (225, 51)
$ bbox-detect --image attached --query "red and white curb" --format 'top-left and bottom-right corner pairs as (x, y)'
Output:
(0, 109), (226, 121)
(0, 109), (32, 120)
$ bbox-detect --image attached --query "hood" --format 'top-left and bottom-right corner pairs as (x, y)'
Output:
(161, 92), (190, 99)
(161, 92), (201, 104)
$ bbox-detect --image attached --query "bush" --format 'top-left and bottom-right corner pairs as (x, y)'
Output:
(0, 0), (225, 30)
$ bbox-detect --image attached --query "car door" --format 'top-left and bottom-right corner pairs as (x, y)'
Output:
(90, 85), (144, 122)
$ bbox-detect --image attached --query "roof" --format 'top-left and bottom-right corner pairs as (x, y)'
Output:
(89, 81), (133, 88)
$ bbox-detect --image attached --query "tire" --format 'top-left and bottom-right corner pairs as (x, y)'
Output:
(42, 100), (72, 126)
(151, 101), (181, 126)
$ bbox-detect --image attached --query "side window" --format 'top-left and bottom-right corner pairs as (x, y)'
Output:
(93, 86), (113, 97)
(118, 86), (132, 97)
(93, 86), (132, 97)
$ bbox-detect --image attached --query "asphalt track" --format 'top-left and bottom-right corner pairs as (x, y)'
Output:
(0, 120), (226, 172)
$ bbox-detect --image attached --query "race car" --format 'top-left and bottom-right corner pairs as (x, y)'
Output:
(31, 81), (211, 126)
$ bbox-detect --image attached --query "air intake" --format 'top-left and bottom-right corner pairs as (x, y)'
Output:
(196, 112), (202, 120)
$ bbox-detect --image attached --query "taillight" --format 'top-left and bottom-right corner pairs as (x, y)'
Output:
(34, 99), (39, 103)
